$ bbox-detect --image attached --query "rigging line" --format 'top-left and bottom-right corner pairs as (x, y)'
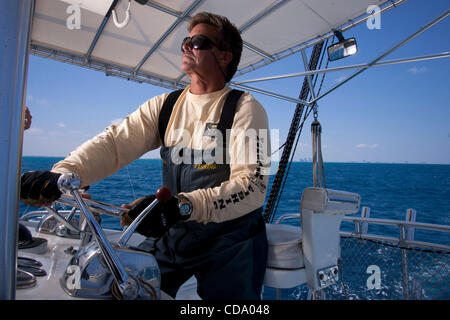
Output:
(268, 39), (330, 223)
(264, 41), (325, 223)
(270, 80), (319, 222)
(126, 165), (137, 200)
(271, 37), (330, 157)
(293, 37), (330, 134)
(269, 93), (313, 223)
(270, 102), (311, 223)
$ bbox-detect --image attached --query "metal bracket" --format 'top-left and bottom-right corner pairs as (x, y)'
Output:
(317, 265), (339, 288)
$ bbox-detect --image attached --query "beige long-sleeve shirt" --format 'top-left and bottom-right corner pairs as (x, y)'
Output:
(52, 85), (270, 223)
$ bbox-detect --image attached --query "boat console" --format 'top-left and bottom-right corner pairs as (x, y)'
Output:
(19, 173), (162, 300)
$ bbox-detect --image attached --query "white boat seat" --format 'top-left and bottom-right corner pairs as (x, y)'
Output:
(264, 223), (306, 289)
(266, 223), (303, 269)
(263, 187), (361, 292)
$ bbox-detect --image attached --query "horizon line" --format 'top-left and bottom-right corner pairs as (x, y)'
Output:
(21, 155), (450, 166)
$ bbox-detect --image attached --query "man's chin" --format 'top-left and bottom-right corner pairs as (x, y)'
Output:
(180, 65), (194, 76)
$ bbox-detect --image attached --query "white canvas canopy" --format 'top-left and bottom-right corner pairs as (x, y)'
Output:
(31, 0), (400, 89)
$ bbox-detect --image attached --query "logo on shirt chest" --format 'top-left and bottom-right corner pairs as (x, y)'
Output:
(203, 122), (220, 138)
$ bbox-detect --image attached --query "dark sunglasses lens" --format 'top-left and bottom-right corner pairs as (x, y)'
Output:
(191, 35), (209, 50)
(181, 35), (213, 52)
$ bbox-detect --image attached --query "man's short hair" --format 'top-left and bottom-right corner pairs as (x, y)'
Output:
(188, 12), (243, 83)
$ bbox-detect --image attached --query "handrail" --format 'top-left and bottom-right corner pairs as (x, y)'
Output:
(342, 216), (450, 233)
(272, 212), (450, 252)
(273, 212), (450, 234)
(339, 231), (450, 252)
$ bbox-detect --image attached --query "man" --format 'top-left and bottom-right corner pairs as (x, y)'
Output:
(21, 12), (270, 300)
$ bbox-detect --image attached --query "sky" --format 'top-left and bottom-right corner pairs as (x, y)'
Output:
(23, 0), (450, 164)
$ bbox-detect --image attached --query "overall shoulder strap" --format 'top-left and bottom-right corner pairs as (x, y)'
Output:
(158, 89), (184, 146)
(217, 89), (245, 139)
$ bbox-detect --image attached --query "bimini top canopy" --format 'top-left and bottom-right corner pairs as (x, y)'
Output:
(31, 0), (401, 89)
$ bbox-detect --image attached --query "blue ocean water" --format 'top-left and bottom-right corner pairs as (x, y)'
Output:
(19, 157), (450, 299)
(21, 157), (449, 241)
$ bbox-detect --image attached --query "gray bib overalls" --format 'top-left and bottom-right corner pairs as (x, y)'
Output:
(149, 89), (268, 300)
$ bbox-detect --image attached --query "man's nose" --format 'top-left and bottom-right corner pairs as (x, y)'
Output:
(182, 39), (193, 53)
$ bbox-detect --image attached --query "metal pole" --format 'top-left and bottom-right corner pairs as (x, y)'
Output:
(400, 225), (410, 300)
(234, 52), (450, 85)
(0, 0), (34, 300)
(300, 49), (317, 101)
(231, 82), (310, 105)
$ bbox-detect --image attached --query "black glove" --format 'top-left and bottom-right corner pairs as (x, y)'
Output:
(20, 171), (62, 206)
(124, 194), (182, 238)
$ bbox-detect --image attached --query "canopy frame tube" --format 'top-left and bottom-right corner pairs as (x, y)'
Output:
(0, 0), (34, 300)
(233, 52), (450, 85)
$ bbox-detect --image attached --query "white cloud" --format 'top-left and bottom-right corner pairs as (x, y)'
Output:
(356, 143), (378, 148)
(26, 95), (48, 106)
(25, 127), (43, 135)
(408, 66), (429, 75)
(57, 122), (67, 128)
(334, 75), (348, 83)
(110, 118), (124, 125)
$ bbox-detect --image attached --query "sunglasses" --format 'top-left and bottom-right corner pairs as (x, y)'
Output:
(181, 34), (220, 52)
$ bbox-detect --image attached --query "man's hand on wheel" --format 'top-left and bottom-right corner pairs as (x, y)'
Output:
(20, 171), (62, 207)
(120, 194), (181, 238)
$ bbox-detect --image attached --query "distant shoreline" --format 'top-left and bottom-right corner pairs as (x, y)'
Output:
(21, 156), (450, 166)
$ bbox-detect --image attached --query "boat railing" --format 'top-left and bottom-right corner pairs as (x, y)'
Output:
(274, 210), (450, 251)
(272, 208), (449, 299)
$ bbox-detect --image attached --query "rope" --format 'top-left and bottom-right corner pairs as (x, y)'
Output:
(311, 118), (326, 188)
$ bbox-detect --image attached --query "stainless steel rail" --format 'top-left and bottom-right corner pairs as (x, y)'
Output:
(56, 194), (127, 218)
(273, 212), (450, 252)
(57, 173), (138, 299)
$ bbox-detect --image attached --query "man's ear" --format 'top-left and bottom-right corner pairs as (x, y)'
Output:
(223, 51), (233, 65)
(218, 51), (233, 69)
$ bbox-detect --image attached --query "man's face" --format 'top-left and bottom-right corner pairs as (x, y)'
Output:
(181, 23), (225, 79)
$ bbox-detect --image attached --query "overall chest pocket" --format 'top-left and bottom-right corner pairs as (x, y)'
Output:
(181, 148), (230, 193)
